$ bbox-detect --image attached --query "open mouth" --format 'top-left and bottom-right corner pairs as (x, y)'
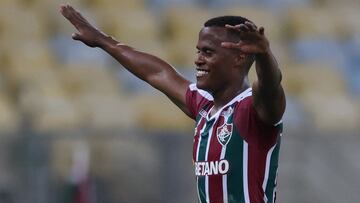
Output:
(196, 69), (210, 77)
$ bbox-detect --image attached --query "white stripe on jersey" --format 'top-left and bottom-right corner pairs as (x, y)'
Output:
(196, 123), (206, 203)
(204, 116), (220, 203)
(206, 88), (252, 121)
(243, 141), (250, 203)
(262, 144), (276, 203)
(196, 122), (207, 161)
(221, 145), (228, 203)
(189, 83), (214, 101)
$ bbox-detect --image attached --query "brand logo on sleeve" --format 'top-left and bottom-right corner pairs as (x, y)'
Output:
(199, 109), (207, 118)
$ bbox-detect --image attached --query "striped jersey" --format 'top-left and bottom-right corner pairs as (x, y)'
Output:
(185, 84), (282, 203)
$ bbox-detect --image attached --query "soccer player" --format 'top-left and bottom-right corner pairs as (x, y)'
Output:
(60, 4), (285, 203)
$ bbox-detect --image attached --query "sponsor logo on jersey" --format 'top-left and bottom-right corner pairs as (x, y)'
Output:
(216, 123), (233, 146)
(194, 160), (229, 176)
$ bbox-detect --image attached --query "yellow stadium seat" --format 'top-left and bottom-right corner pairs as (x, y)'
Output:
(59, 64), (122, 96)
(32, 96), (84, 133)
(73, 93), (137, 130)
(282, 63), (360, 131)
(91, 0), (146, 11)
(284, 7), (344, 40)
(110, 10), (160, 46)
(0, 4), (48, 40)
(0, 94), (20, 134)
(334, 7), (360, 36)
(282, 63), (348, 96)
(130, 92), (193, 131)
(4, 41), (56, 83)
(321, 0), (360, 8)
(301, 93), (360, 131)
(164, 6), (214, 67)
(221, 6), (285, 42)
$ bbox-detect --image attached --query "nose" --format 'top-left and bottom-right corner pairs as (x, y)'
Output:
(195, 54), (205, 67)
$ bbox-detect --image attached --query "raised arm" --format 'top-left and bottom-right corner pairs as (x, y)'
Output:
(222, 22), (286, 125)
(60, 4), (192, 116)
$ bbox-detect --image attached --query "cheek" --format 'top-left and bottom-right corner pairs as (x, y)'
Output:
(209, 58), (229, 75)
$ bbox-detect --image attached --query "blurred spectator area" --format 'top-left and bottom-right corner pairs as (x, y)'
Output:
(1, 0), (360, 202)
(1, 0), (359, 134)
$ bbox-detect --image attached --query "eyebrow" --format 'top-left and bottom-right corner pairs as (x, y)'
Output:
(196, 45), (215, 52)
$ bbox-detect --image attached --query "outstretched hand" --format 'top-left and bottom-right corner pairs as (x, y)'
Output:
(221, 21), (270, 55)
(60, 4), (108, 47)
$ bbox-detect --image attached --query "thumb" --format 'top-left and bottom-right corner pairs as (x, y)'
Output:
(72, 32), (81, 41)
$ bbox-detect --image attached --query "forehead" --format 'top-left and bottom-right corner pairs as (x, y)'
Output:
(198, 27), (230, 45)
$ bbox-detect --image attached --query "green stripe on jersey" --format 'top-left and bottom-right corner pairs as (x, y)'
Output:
(198, 119), (215, 161)
(224, 116), (245, 203)
(197, 119), (215, 203)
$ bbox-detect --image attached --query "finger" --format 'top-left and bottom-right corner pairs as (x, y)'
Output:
(60, 6), (84, 30)
(245, 21), (257, 32)
(60, 5), (75, 21)
(221, 42), (242, 49)
(259, 27), (265, 35)
(59, 4), (66, 13)
(68, 5), (82, 18)
(225, 24), (241, 32)
(59, 5), (70, 18)
(238, 24), (250, 32)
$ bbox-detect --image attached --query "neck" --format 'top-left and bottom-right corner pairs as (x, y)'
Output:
(211, 77), (250, 114)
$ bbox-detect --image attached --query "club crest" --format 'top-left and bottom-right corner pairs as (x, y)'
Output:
(216, 123), (233, 146)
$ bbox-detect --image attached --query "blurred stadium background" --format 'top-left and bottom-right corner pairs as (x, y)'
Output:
(0, 0), (359, 202)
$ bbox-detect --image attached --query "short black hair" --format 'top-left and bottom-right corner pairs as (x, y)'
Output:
(204, 16), (253, 27)
(204, 16), (256, 71)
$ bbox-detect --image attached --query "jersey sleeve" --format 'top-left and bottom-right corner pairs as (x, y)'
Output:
(185, 84), (213, 120)
(233, 97), (282, 150)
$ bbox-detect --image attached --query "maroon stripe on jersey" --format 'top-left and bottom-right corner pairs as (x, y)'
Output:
(234, 97), (280, 203)
(207, 116), (225, 202)
(248, 144), (267, 203)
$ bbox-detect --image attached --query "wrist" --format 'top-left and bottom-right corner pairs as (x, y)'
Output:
(98, 34), (119, 49)
(255, 47), (271, 60)
(255, 38), (271, 56)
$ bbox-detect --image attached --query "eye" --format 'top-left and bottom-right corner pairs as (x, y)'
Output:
(204, 49), (213, 56)
(196, 47), (214, 56)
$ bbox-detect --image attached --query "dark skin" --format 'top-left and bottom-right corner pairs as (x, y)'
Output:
(60, 4), (285, 125)
(195, 27), (251, 116)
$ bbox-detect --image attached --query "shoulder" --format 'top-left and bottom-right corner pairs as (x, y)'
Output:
(185, 83), (213, 119)
(187, 84), (213, 101)
(233, 95), (282, 148)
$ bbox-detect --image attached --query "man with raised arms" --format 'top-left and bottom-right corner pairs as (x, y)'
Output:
(60, 4), (285, 203)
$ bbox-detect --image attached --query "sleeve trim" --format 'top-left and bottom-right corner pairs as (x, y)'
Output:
(189, 83), (214, 101)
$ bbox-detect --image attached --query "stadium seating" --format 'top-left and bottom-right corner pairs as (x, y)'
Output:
(0, 93), (20, 134)
(0, 0), (359, 133)
(1, 1), (360, 203)
(164, 6), (214, 67)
